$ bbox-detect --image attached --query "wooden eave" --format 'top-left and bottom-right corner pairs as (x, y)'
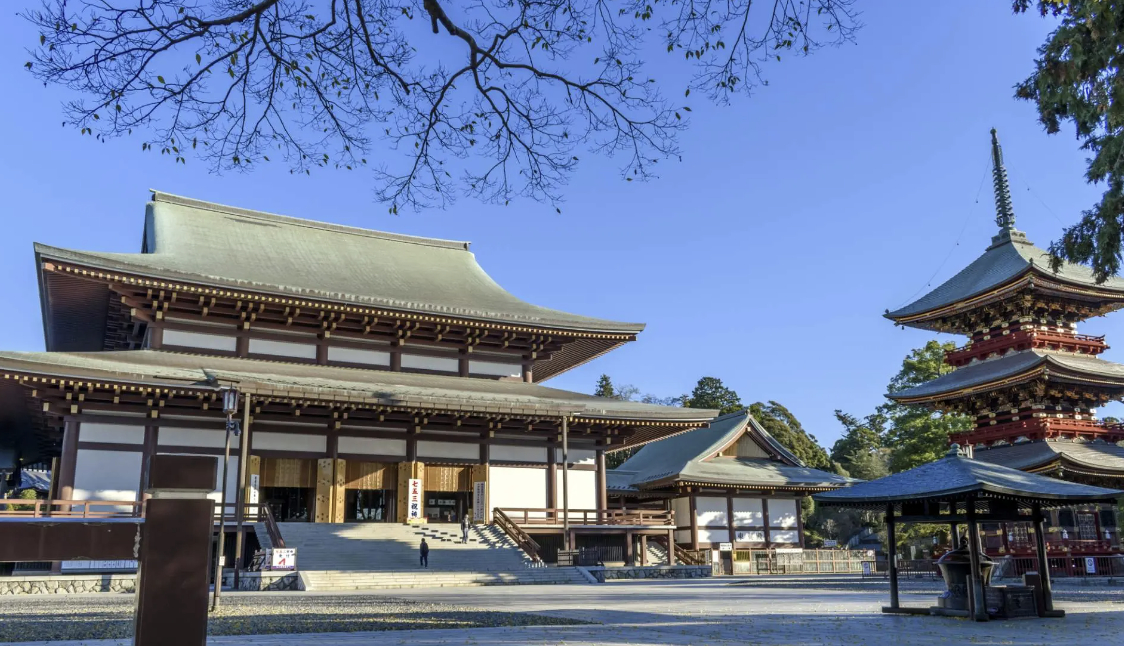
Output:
(40, 259), (635, 381)
(890, 271), (1124, 332)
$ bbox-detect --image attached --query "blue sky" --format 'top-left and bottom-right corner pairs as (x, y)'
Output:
(2, 3), (1118, 448)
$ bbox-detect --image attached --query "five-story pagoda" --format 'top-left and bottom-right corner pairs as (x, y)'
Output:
(885, 130), (1124, 559)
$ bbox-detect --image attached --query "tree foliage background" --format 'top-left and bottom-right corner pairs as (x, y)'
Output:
(1015, 0), (1124, 282)
(22, 0), (858, 210)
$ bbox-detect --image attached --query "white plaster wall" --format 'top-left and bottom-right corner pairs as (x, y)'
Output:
(697, 528), (731, 544)
(417, 441), (478, 461)
(163, 329), (238, 352)
(675, 529), (692, 544)
(554, 448), (596, 466)
(157, 427), (228, 449)
(732, 498), (764, 527)
(401, 353), (458, 372)
(767, 499), (799, 528)
(328, 346), (390, 366)
(695, 496), (728, 527)
(80, 423), (144, 445)
(338, 436), (407, 457)
(554, 469), (596, 511)
(491, 445), (547, 463)
(770, 530), (799, 544)
(489, 466), (548, 513)
(72, 450), (142, 508)
(469, 360), (521, 378)
(252, 432), (326, 453)
(671, 497), (690, 525)
(248, 338), (318, 359)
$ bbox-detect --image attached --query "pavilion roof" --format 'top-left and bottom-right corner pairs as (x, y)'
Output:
(608, 410), (851, 491)
(888, 350), (1124, 404)
(972, 439), (1124, 476)
(35, 191), (644, 336)
(0, 350), (714, 448)
(814, 445), (1123, 509)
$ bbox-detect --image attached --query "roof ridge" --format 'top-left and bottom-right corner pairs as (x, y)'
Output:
(150, 190), (472, 252)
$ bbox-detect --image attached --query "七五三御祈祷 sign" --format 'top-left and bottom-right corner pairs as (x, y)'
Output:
(407, 478), (423, 522)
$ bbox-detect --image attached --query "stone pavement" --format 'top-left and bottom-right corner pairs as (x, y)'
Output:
(11, 578), (1124, 645)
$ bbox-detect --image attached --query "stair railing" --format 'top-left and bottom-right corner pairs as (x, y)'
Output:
(492, 507), (542, 563)
(672, 542), (703, 566)
(260, 504), (286, 549)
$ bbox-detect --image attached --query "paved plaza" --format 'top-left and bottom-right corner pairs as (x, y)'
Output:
(6, 577), (1124, 645)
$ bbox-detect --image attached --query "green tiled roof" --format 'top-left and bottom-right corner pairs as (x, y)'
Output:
(886, 228), (1124, 322)
(0, 350), (713, 426)
(972, 439), (1124, 474)
(608, 410), (851, 491)
(889, 350), (1124, 402)
(35, 191), (645, 335)
(815, 445), (1123, 507)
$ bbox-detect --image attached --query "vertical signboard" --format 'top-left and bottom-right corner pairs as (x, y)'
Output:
(407, 478), (423, 522)
(249, 473), (260, 504)
(473, 481), (486, 522)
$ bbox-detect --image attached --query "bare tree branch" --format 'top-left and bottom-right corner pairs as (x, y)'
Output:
(22, 0), (858, 210)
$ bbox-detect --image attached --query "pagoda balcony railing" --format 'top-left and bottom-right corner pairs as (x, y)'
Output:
(498, 507), (675, 527)
(952, 418), (1124, 446)
(946, 330), (1107, 367)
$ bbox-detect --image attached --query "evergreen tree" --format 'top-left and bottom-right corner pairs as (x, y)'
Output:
(878, 340), (973, 472)
(681, 377), (743, 415)
(749, 401), (836, 472)
(594, 375), (616, 399)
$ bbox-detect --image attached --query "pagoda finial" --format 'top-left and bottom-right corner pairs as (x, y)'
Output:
(991, 128), (1016, 231)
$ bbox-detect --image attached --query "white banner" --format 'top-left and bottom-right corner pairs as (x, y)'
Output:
(407, 478), (423, 520)
(249, 473), (260, 504)
(473, 481), (486, 522)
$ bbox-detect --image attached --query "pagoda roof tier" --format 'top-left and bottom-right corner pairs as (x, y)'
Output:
(36, 191), (644, 343)
(608, 410), (852, 493)
(888, 350), (1124, 405)
(815, 445), (1122, 510)
(0, 350), (714, 451)
(972, 439), (1124, 479)
(886, 228), (1124, 331)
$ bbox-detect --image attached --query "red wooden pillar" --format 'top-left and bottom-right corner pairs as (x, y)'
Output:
(595, 450), (606, 519)
(689, 493), (699, 551)
(56, 419), (80, 501)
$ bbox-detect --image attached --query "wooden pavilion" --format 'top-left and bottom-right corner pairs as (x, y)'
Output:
(815, 445), (1123, 621)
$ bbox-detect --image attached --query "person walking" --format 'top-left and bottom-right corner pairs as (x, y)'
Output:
(419, 538), (429, 568)
(461, 515), (470, 544)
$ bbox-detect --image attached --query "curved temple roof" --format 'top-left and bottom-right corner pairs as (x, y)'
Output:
(35, 191), (645, 335)
(0, 349), (712, 427)
(972, 439), (1124, 475)
(609, 410), (851, 492)
(886, 228), (1124, 324)
(815, 445), (1123, 508)
(888, 350), (1124, 404)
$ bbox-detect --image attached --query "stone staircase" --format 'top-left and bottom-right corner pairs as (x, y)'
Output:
(252, 523), (274, 550)
(643, 540), (671, 566)
(277, 522), (590, 590)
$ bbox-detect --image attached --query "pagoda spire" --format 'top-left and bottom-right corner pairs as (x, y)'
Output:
(990, 128), (1016, 231)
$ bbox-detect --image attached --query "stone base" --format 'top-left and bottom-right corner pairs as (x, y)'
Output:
(221, 571), (301, 591)
(0, 574), (136, 595)
(584, 565), (712, 582)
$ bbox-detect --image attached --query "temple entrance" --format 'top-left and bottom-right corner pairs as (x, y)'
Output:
(263, 487), (313, 522)
(344, 489), (393, 522)
(424, 491), (471, 523)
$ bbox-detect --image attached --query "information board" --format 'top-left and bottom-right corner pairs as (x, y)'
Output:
(473, 481), (486, 522)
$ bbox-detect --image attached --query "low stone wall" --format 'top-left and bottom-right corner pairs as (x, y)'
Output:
(0, 574), (136, 595)
(584, 565), (712, 583)
(0, 571), (300, 595)
(222, 571), (301, 591)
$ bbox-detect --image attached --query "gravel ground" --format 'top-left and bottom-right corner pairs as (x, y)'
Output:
(0, 595), (589, 643)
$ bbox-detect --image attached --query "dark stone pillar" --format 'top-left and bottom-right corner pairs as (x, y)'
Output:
(1032, 503), (1055, 614)
(886, 502), (899, 610)
(966, 501), (987, 621)
(134, 455), (218, 646)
